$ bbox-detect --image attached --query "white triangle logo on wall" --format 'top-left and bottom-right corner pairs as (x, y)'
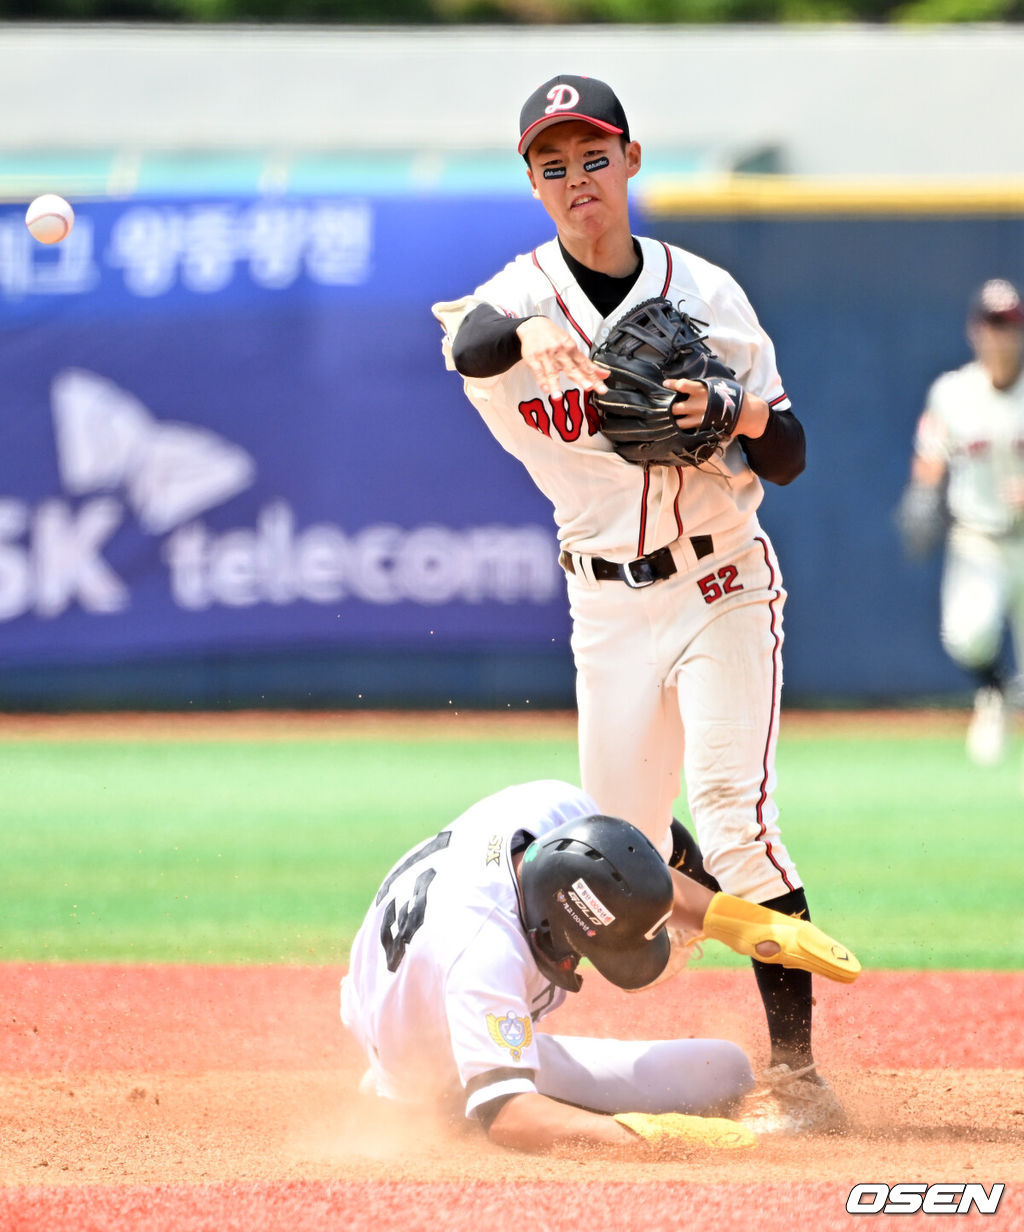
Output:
(50, 368), (256, 533)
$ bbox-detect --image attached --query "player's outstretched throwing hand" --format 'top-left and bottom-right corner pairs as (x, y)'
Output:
(516, 316), (609, 398)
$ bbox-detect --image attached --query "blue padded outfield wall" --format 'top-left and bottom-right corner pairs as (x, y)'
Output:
(1, 191), (1022, 708)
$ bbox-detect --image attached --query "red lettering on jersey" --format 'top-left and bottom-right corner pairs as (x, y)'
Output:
(518, 390), (604, 442)
(583, 389), (602, 436)
(551, 390), (584, 441)
(518, 398), (551, 435)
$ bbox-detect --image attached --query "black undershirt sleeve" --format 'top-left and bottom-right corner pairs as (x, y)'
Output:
(740, 408), (806, 486)
(451, 304), (529, 377)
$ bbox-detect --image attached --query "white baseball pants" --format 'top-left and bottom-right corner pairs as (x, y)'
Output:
(567, 521), (802, 904)
(940, 524), (1024, 671)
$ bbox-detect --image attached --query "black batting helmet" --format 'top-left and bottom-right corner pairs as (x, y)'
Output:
(519, 815), (673, 992)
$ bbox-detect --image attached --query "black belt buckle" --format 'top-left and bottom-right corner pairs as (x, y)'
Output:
(622, 556), (657, 589)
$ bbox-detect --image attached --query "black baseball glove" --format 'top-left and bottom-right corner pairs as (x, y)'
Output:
(591, 297), (746, 468)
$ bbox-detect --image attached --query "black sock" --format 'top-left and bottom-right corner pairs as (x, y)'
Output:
(974, 663), (1003, 692)
(670, 829), (817, 1069)
(751, 887), (814, 1071)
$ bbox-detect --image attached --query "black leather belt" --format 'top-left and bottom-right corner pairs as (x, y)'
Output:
(559, 536), (715, 589)
(561, 546), (676, 588)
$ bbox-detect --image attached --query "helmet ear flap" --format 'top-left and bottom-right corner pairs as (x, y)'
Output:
(527, 924), (583, 992)
(519, 815), (674, 992)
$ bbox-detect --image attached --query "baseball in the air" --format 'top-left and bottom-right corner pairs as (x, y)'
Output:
(25, 194), (75, 245)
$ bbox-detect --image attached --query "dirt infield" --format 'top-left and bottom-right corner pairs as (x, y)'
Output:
(1, 709), (1020, 1228)
(1, 964), (1022, 1231)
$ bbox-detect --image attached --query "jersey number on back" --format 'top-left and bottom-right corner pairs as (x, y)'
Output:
(376, 830), (451, 973)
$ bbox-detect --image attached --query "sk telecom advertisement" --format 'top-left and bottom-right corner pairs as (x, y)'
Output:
(0, 194), (569, 669)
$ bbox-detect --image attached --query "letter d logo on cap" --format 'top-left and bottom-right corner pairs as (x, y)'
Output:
(545, 84), (580, 114)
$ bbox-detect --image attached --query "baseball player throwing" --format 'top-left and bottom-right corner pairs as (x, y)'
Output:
(900, 277), (1024, 766)
(431, 74), (846, 1135)
(341, 779), (859, 1154)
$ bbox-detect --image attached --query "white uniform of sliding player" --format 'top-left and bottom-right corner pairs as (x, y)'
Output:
(342, 779), (752, 1122)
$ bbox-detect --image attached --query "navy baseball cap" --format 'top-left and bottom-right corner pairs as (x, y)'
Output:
(518, 74), (630, 157)
(969, 278), (1024, 325)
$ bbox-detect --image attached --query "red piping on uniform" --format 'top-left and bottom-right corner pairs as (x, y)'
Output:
(769, 392), (789, 409)
(661, 244), (682, 543)
(535, 242), (674, 558)
(753, 535), (795, 892)
(532, 250), (592, 349)
(673, 467), (684, 538)
(630, 245), (677, 556)
(636, 468), (651, 556)
(659, 242), (673, 297)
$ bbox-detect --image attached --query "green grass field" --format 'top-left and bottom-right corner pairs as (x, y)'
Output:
(1, 715), (1021, 969)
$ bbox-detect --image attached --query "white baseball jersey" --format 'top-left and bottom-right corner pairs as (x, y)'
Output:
(432, 235), (791, 561)
(916, 361), (1024, 536)
(340, 780), (597, 1119)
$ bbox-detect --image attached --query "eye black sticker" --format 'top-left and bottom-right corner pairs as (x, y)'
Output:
(543, 167), (567, 179)
(583, 156), (609, 173)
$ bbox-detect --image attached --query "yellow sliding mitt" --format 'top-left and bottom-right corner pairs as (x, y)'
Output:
(702, 892), (861, 984)
(614, 1112), (756, 1151)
